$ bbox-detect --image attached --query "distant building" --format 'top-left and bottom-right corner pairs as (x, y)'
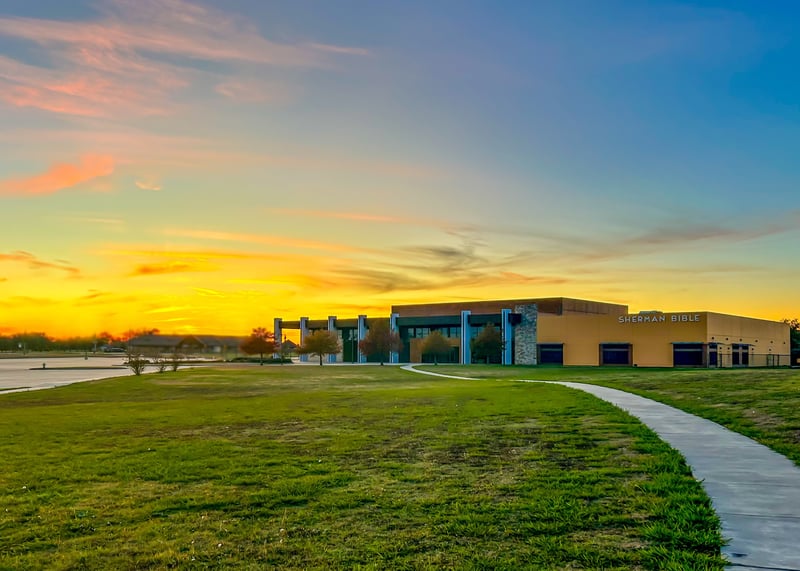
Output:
(277, 297), (792, 368)
(128, 334), (245, 356)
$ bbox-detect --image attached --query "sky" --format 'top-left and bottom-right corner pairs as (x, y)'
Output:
(0, 0), (798, 338)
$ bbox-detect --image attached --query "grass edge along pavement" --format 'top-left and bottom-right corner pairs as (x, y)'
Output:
(419, 365), (800, 469)
(0, 366), (726, 569)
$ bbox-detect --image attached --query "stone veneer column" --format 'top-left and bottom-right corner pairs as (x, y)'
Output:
(513, 304), (538, 365)
(460, 310), (472, 364)
(299, 317), (309, 362)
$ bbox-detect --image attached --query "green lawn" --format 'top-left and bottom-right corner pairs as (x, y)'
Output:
(425, 365), (800, 468)
(0, 366), (724, 570)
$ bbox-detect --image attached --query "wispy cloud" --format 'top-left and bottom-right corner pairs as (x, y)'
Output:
(194, 287), (225, 297)
(0, 0), (367, 117)
(0, 128), (443, 181)
(0, 154), (114, 197)
(569, 211), (800, 264)
(164, 228), (369, 254)
(99, 246), (304, 263)
(215, 80), (295, 104)
(266, 208), (430, 226)
(0, 53), (182, 117)
(0, 251), (80, 275)
(61, 215), (125, 227)
(135, 179), (162, 191)
(131, 261), (216, 276)
(144, 305), (192, 314)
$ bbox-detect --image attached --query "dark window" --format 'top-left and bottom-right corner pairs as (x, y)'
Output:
(407, 327), (432, 339)
(431, 326), (461, 338)
(708, 343), (718, 367)
(673, 343), (705, 367)
(537, 344), (564, 365)
(600, 343), (631, 366)
(732, 343), (750, 367)
(342, 329), (359, 363)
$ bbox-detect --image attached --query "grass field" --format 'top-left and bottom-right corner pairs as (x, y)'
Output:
(0, 366), (725, 570)
(424, 365), (800, 468)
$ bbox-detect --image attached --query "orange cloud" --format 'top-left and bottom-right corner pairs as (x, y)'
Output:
(0, 0), (367, 118)
(1, 84), (104, 117)
(0, 154), (114, 196)
(0, 54), (176, 118)
(0, 0), (366, 67)
(131, 261), (217, 276)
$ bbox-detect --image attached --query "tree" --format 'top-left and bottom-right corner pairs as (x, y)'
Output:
(240, 327), (277, 365)
(120, 328), (159, 344)
(12, 332), (51, 353)
(358, 319), (403, 365)
(169, 349), (183, 372)
(125, 346), (148, 376)
(298, 330), (340, 366)
(420, 331), (452, 365)
(470, 323), (503, 364)
(276, 336), (294, 364)
(142, 348), (168, 373)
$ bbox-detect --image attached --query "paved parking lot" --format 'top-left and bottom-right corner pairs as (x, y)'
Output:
(0, 357), (133, 395)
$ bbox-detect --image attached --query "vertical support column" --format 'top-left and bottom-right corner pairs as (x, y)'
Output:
(460, 310), (472, 364)
(327, 316), (337, 363)
(357, 315), (367, 363)
(390, 313), (399, 363)
(501, 308), (512, 365)
(273, 317), (283, 359)
(299, 317), (309, 362)
(513, 304), (538, 365)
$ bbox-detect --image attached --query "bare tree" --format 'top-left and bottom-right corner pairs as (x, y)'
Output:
(125, 347), (148, 376)
(170, 350), (183, 372)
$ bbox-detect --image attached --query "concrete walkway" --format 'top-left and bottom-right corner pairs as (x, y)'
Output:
(0, 357), (133, 395)
(403, 366), (800, 570)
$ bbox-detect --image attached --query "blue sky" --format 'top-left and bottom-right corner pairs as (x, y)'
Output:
(0, 0), (798, 336)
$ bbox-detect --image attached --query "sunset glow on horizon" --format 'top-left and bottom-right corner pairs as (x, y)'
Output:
(2, 0), (799, 339)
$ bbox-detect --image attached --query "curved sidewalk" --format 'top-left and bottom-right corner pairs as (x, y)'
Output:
(403, 366), (800, 570)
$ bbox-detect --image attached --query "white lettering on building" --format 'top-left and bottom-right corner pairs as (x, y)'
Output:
(619, 313), (700, 324)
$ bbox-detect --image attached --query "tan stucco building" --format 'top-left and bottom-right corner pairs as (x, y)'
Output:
(277, 297), (791, 367)
(537, 309), (789, 367)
